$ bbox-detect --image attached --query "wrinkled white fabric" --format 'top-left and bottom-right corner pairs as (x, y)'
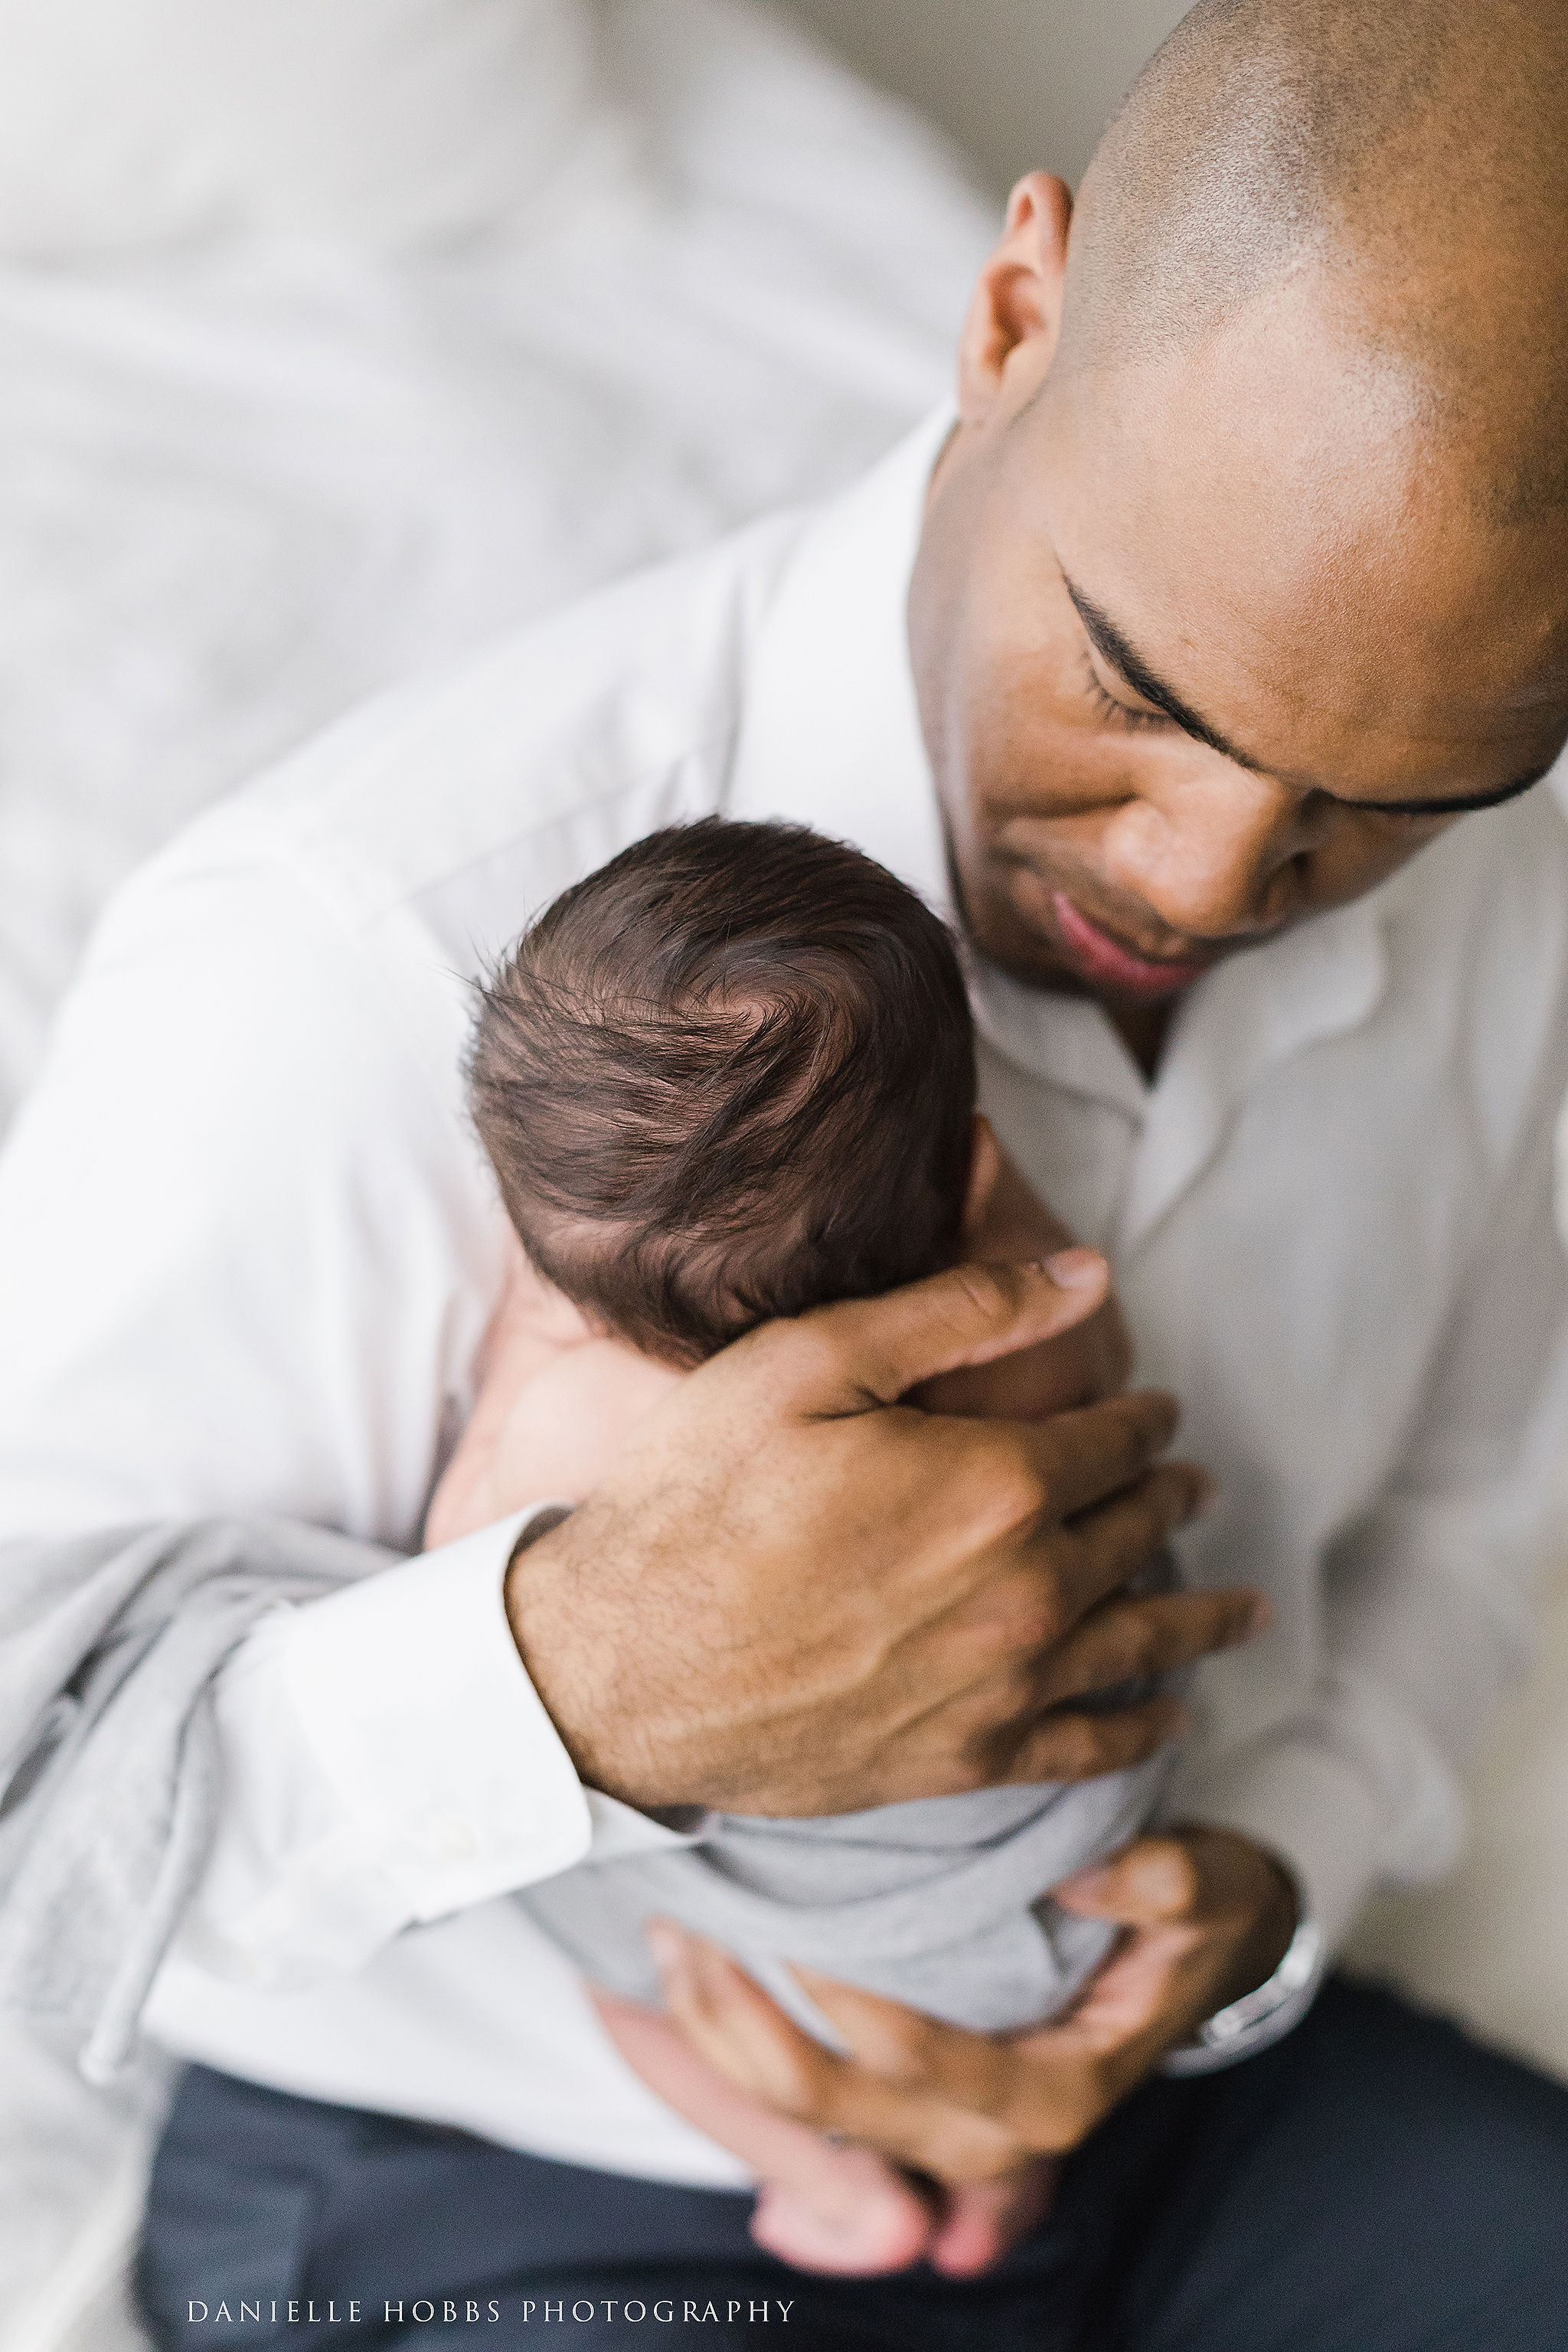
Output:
(0, 0), (997, 1133)
(0, 0), (642, 256)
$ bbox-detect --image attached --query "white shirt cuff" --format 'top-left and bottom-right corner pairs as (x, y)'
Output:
(282, 1507), (593, 1921)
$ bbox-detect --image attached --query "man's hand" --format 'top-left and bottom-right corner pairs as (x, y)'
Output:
(505, 1255), (1263, 1818)
(645, 1827), (1298, 2180)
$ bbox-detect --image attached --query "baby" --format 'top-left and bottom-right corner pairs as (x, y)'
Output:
(425, 817), (1178, 2278)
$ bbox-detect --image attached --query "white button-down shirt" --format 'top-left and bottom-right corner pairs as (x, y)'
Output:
(2, 411), (1566, 2185)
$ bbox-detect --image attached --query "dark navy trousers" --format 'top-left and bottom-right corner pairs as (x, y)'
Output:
(138, 1977), (1568, 2352)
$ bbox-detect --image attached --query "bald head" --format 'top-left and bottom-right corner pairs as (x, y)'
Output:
(909, 0), (1568, 1034)
(1061, 0), (1568, 522)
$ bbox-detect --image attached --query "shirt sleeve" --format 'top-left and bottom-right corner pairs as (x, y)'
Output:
(1168, 1100), (1568, 1950)
(167, 1512), (697, 1991)
(0, 850), (498, 1543)
(0, 851), (609, 1998)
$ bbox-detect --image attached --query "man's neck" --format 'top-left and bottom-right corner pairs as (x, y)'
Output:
(1106, 997), (1175, 1083)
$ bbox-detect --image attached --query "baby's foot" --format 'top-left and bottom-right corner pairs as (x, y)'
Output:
(748, 2147), (935, 2276)
(926, 2158), (1060, 2278)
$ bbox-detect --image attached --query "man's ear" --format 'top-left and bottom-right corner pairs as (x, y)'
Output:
(956, 172), (1073, 427)
(959, 1112), (1003, 1243)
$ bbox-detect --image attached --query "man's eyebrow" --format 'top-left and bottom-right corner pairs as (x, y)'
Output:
(1064, 577), (1262, 769)
(1345, 766), (1553, 817)
(1062, 575), (1554, 819)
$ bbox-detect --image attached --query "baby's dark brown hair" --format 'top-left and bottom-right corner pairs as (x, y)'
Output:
(468, 818), (975, 1364)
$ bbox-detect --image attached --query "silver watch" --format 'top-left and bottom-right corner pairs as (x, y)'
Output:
(1161, 1912), (1325, 2076)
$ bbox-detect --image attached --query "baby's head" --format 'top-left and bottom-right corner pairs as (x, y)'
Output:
(469, 818), (975, 1366)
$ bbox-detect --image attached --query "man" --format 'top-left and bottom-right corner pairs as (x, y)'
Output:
(2, 0), (1567, 2344)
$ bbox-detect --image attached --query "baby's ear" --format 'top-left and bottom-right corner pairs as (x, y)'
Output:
(959, 1113), (1003, 1243)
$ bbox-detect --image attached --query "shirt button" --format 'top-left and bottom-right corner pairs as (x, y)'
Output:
(425, 1811), (479, 1861)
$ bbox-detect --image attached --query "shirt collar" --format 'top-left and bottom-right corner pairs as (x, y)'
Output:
(1120, 894), (1389, 1248)
(967, 894), (1389, 1249)
(967, 956), (1149, 1122)
(725, 403), (956, 920)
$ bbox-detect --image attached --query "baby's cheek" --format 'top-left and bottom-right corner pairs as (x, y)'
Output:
(488, 1345), (686, 1508)
(590, 1340), (689, 1423)
(490, 1393), (609, 1508)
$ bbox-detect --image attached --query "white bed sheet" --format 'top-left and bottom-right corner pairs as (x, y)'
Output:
(0, 0), (995, 1132)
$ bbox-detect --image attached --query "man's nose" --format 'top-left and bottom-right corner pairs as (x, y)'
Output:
(1100, 766), (1309, 942)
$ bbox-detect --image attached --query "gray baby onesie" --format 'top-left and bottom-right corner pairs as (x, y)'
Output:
(521, 1552), (1184, 2045)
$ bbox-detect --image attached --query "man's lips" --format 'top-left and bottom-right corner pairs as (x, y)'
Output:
(1050, 892), (1215, 1000)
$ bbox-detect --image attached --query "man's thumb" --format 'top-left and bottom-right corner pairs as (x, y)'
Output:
(1054, 1837), (1198, 1926)
(792, 1251), (1110, 1412)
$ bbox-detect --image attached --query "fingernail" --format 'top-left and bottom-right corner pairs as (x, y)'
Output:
(1041, 1249), (1105, 1287)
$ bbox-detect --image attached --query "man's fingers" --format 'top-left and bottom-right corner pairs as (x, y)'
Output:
(999, 1693), (1187, 1783)
(795, 1944), (1196, 2155)
(907, 1412), (1196, 1619)
(1034, 1586), (1269, 1710)
(776, 1255), (1116, 1414)
(651, 1913), (1221, 2172)
(647, 1921), (839, 2118)
(789, 1968), (1005, 2101)
(1055, 1824), (1298, 1949)
(789, 1965), (1104, 2156)
(782, 1966), (1043, 2168)
(651, 1834), (1299, 2182)
(988, 1588), (1265, 1783)
(1016, 1397), (1194, 1529)
(1054, 1837), (1207, 1926)
(648, 1922), (1027, 2178)
(981, 1448), (1207, 1635)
